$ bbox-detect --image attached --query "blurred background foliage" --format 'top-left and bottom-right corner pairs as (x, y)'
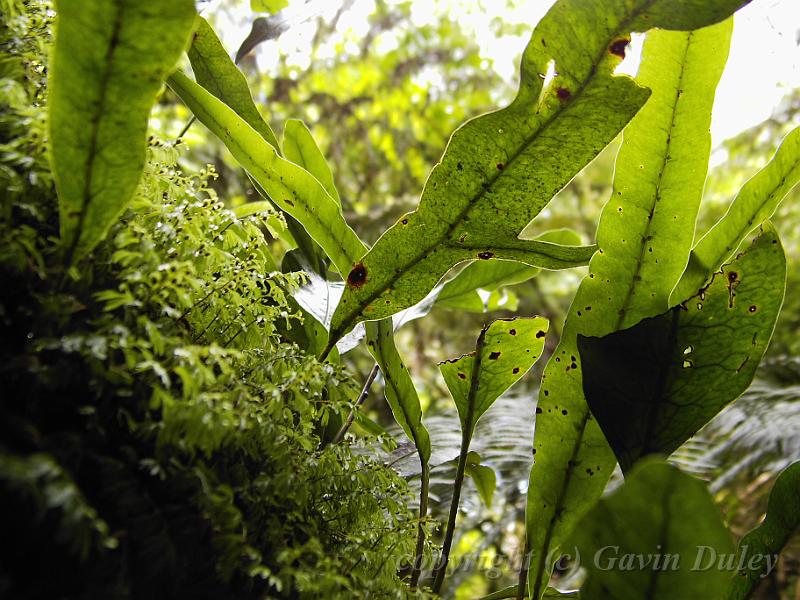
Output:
(150, 0), (800, 597)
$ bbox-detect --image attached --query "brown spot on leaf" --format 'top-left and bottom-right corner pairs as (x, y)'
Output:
(609, 38), (629, 58)
(556, 87), (571, 101)
(749, 305), (757, 313)
(489, 351), (501, 360)
(562, 409), (568, 415)
(457, 162), (463, 171)
(284, 198), (294, 207)
(458, 372), (467, 380)
(536, 407), (543, 414)
(728, 271), (739, 283)
(536, 330), (546, 338)
(401, 218), (408, 225)
(347, 263), (368, 287)
(496, 162), (505, 170)
(513, 367), (520, 374)
(509, 328), (517, 335)
(477, 251), (494, 260)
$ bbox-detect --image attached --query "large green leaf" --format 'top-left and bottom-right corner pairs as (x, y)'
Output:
(571, 459), (735, 600)
(673, 126), (800, 302)
(440, 317), (548, 438)
(283, 119), (341, 206)
(50, 0), (197, 264)
(577, 225), (786, 472)
(365, 319), (430, 463)
(525, 21), (734, 599)
(728, 462), (800, 600)
(187, 16), (280, 151)
(329, 0), (750, 343)
(167, 70), (364, 278)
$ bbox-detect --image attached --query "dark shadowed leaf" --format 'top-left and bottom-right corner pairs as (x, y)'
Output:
(571, 459), (734, 600)
(727, 462), (800, 600)
(577, 225), (786, 473)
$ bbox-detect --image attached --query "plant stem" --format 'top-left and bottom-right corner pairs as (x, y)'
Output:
(431, 427), (472, 593)
(409, 461), (430, 590)
(177, 115), (196, 140)
(332, 363), (379, 444)
(515, 539), (529, 599)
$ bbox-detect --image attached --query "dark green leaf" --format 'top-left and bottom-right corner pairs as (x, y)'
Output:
(525, 21), (734, 599)
(187, 16), (280, 151)
(571, 459), (735, 600)
(728, 462), (800, 600)
(578, 225), (786, 472)
(51, 0), (197, 264)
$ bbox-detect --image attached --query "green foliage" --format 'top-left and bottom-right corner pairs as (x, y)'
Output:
(168, 69), (364, 279)
(440, 317), (548, 440)
(3, 0), (799, 598)
(327, 0), (748, 342)
(49, 0), (196, 264)
(728, 462), (800, 599)
(571, 459), (735, 600)
(524, 20), (734, 598)
(0, 9), (419, 597)
(578, 225), (786, 472)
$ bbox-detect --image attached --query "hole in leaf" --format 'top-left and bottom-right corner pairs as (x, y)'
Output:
(683, 345), (693, 355)
(682, 359), (693, 369)
(347, 263), (367, 287)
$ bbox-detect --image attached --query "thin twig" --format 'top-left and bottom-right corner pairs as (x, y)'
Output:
(332, 363), (379, 444)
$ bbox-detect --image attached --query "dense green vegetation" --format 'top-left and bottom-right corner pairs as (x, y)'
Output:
(1, 0), (799, 598)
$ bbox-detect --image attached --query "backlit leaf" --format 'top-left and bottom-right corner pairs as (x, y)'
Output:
(673, 126), (800, 302)
(51, 0), (196, 264)
(329, 0), (750, 343)
(525, 20), (734, 598)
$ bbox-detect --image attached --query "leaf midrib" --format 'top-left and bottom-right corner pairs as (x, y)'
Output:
(615, 33), (693, 331)
(336, 65), (613, 334)
(65, 0), (125, 264)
